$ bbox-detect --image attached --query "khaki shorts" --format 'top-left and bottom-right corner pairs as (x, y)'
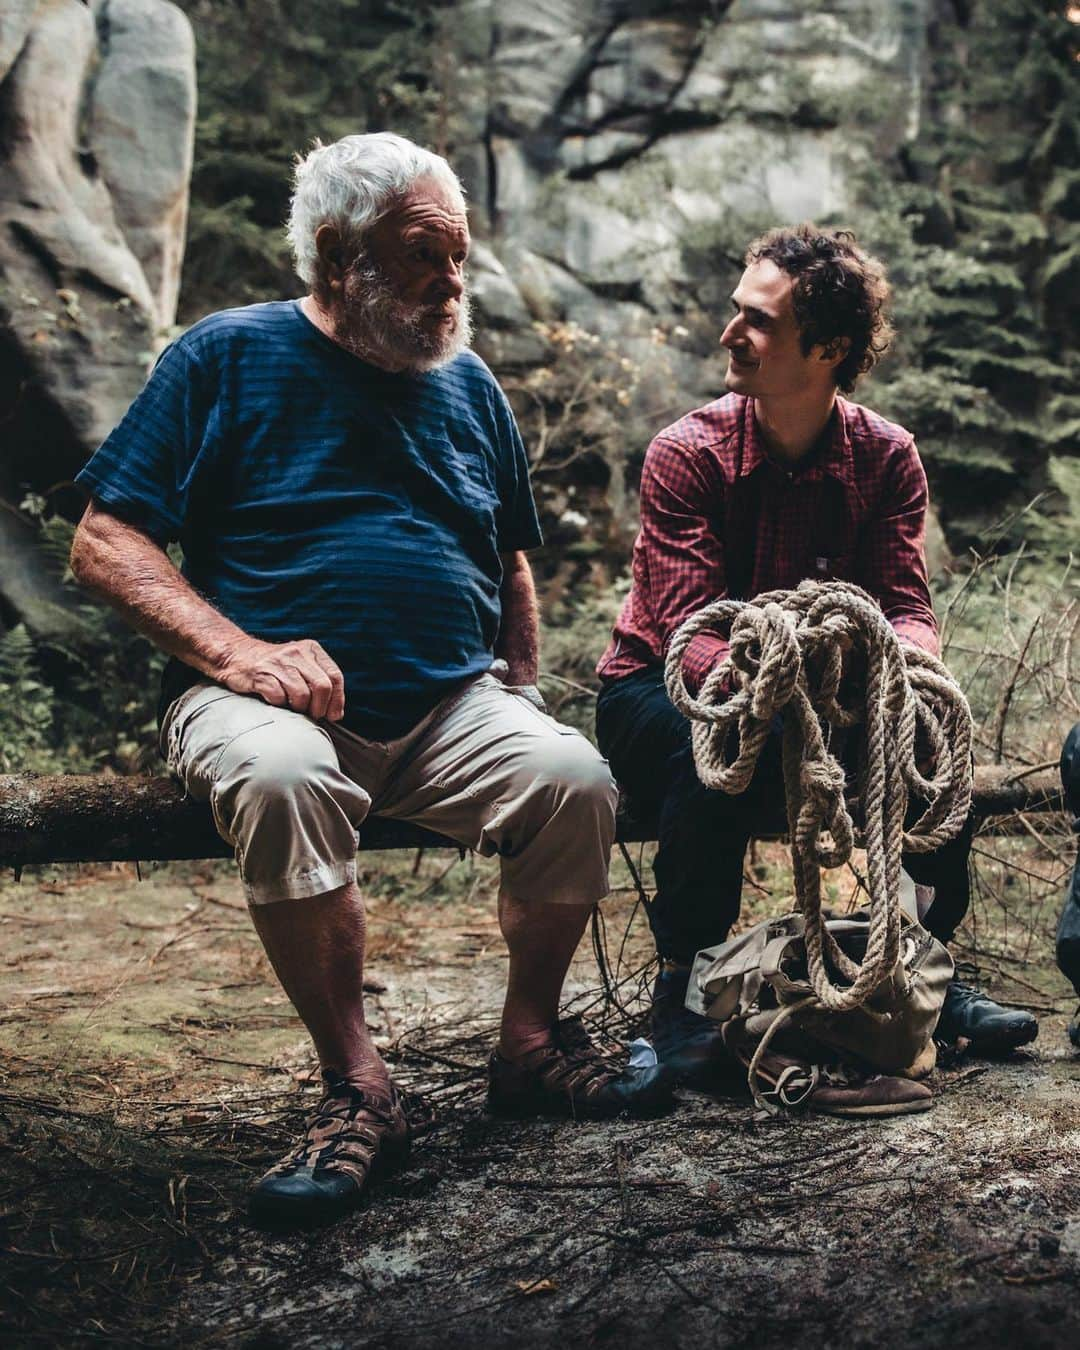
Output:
(161, 674), (618, 907)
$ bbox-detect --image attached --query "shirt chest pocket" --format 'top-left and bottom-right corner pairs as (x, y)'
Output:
(807, 481), (855, 581)
(810, 550), (857, 581)
(425, 435), (499, 516)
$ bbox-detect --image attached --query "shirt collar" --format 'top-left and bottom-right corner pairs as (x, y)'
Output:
(738, 394), (855, 487)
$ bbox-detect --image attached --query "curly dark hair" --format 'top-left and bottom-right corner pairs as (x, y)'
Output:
(744, 224), (894, 393)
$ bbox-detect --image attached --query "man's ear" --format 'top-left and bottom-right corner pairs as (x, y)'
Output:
(314, 224), (347, 294)
(818, 335), (851, 370)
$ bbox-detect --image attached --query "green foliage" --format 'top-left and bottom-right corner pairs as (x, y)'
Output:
(850, 0), (1080, 551)
(3, 518), (168, 774)
(538, 580), (630, 742)
(936, 545), (1080, 768)
(0, 625), (55, 772)
(1031, 455), (1080, 555)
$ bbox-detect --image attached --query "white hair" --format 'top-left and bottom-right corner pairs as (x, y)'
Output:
(287, 133), (465, 286)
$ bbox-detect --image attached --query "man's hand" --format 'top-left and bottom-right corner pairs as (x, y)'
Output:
(217, 637), (346, 722)
(70, 504), (348, 722)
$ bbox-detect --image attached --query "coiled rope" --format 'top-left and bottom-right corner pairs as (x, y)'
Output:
(664, 580), (973, 1058)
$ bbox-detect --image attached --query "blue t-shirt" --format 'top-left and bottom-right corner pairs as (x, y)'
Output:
(76, 300), (543, 739)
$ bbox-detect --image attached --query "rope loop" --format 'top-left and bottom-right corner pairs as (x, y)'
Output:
(665, 580), (973, 1018)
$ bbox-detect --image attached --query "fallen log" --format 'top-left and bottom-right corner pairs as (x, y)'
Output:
(0, 766), (1067, 870)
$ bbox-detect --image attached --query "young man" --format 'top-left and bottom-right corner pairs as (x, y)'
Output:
(596, 225), (1037, 1083)
(70, 132), (673, 1230)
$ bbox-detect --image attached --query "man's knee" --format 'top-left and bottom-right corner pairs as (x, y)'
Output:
(205, 720), (370, 904)
(491, 732), (617, 906)
(228, 734), (327, 796)
(530, 733), (618, 826)
(213, 723), (367, 837)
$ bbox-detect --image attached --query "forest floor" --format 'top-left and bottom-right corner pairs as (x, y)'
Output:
(1, 840), (1078, 1349)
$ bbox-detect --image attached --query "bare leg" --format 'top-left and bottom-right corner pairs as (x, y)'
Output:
(497, 888), (592, 1060)
(248, 881), (389, 1094)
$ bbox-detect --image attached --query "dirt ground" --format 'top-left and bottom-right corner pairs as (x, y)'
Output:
(1, 843), (1078, 1349)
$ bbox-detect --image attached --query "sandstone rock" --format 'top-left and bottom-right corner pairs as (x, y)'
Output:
(562, 193), (680, 290)
(490, 0), (594, 137)
(505, 247), (600, 323)
(560, 130), (650, 176)
(468, 242), (551, 368)
(0, 0), (41, 80)
(469, 242), (535, 328)
(0, 0), (195, 636)
(476, 0), (928, 460)
(88, 0), (196, 328)
(567, 18), (701, 126)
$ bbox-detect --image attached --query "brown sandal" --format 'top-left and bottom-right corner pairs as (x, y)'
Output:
(487, 1016), (676, 1120)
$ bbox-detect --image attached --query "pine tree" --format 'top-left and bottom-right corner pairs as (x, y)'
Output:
(865, 0), (1079, 551)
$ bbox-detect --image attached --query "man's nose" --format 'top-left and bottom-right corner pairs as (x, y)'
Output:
(719, 316), (740, 349)
(437, 261), (464, 301)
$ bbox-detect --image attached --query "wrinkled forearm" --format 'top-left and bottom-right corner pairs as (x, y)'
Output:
(495, 551), (539, 686)
(69, 501), (249, 680)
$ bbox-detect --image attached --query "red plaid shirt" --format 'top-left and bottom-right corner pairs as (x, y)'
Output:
(598, 393), (938, 690)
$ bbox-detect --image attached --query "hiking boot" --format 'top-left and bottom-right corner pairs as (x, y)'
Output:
(649, 962), (729, 1089)
(487, 1016), (676, 1120)
(722, 1024), (933, 1118)
(935, 980), (1038, 1054)
(249, 1074), (410, 1229)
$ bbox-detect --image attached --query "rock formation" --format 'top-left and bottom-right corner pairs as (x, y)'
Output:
(469, 1), (926, 337)
(0, 0), (937, 637)
(457, 0), (931, 557)
(0, 0), (195, 637)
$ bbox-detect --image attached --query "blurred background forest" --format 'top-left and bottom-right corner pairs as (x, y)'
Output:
(0, 0), (1077, 772)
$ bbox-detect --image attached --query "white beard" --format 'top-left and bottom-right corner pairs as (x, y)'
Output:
(332, 257), (473, 374)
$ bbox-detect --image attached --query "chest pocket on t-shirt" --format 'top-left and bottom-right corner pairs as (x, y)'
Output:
(425, 436), (499, 519)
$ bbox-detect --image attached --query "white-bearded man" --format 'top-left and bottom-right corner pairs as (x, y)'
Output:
(70, 133), (674, 1230)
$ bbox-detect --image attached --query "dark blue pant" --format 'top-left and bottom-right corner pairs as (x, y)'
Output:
(596, 667), (973, 965)
(1055, 722), (1080, 995)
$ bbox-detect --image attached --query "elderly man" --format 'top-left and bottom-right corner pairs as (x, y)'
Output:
(70, 132), (673, 1228)
(596, 224), (1038, 1088)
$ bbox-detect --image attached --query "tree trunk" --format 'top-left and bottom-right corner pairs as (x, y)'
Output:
(0, 767), (1066, 869)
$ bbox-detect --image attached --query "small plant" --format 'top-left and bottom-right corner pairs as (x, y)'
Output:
(0, 515), (167, 774)
(0, 623), (56, 772)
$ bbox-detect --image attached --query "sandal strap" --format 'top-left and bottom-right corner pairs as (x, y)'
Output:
(267, 1083), (402, 1185)
(517, 1019), (623, 1101)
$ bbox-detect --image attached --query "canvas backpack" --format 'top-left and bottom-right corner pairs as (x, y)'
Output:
(686, 901), (954, 1086)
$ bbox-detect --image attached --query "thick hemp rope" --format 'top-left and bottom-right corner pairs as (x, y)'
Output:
(664, 580), (973, 1104)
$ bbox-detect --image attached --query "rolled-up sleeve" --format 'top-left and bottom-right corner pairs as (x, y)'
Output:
(857, 437), (939, 656)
